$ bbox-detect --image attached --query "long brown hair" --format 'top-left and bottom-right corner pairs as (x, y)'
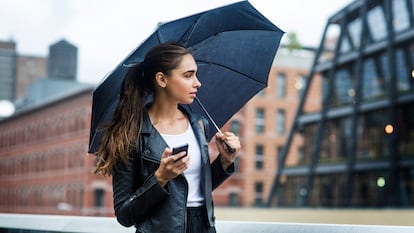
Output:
(95, 42), (192, 176)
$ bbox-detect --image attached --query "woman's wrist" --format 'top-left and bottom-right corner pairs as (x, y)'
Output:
(219, 154), (233, 170)
(155, 170), (168, 187)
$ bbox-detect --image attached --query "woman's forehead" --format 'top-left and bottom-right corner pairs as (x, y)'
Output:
(176, 54), (197, 72)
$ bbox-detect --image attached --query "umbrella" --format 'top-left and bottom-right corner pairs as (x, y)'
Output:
(88, 1), (284, 153)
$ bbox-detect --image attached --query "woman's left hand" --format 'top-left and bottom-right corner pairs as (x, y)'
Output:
(215, 132), (240, 169)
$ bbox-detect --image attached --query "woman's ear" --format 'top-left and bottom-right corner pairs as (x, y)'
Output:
(155, 72), (167, 88)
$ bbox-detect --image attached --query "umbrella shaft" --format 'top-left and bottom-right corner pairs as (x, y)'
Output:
(195, 97), (223, 134)
(195, 97), (235, 153)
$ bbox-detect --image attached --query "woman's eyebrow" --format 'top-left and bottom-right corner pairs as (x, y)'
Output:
(183, 69), (196, 74)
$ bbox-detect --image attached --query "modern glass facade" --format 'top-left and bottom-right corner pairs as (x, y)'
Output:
(269, 0), (414, 207)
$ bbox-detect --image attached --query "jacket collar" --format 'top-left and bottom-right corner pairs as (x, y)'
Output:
(139, 104), (205, 163)
(140, 104), (197, 134)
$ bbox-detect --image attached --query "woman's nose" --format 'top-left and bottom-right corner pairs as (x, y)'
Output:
(194, 76), (201, 88)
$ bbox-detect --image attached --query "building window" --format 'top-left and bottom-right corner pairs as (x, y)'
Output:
(395, 48), (411, 92)
(348, 17), (362, 49)
(255, 108), (265, 134)
(295, 75), (306, 96)
(297, 146), (305, 164)
(393, 0), (410, 33)
(94, 189), (105, 208)
(332, 68), (353, 106)
(322, 73), (330, 102)
(412, 0), (414, 16)
(399, 103), (414, 158)
(340, 35), (352, 54)
(380, 52), (391, 96)
(231, 120), (240, 135)
(367, 5), (387, 42)
(362, 58), (384, 101)
(320, 118), (353, 163)
(229, 192), (239, 207)
(303, 123), (317, 165)
(276, 73), (286, 98)
(277, 146), (284, 165)
(411, 43), (414, 85)
(254, 182), (264, 206)
(255, 144), (264, 170)
(276, 109), (285, 135)
(356, 110), (389, 160)
(233, 156), (240, 171)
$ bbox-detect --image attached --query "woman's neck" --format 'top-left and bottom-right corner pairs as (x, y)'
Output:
(148, 100), (188, 135)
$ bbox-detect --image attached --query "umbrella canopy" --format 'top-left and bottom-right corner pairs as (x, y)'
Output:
(89, 1), (284, 153)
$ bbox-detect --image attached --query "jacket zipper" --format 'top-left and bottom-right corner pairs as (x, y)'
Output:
(143, 154), (189, 233)
(182, 174), (189, 233)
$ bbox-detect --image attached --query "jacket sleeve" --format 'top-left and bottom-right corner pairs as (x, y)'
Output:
(112, 152), (170, 227)
(210, 154), (234, 190)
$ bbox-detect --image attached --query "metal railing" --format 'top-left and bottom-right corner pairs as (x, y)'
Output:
(1, 213), (414, 233)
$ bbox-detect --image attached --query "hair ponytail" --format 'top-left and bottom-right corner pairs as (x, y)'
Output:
(95, 63), (147, 176)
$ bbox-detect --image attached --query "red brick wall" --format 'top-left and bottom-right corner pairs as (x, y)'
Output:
(212, 60), (321, 207)
(0, 90), (114, 216)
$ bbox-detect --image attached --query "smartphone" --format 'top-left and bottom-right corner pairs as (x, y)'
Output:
(171, 143), (189, 160)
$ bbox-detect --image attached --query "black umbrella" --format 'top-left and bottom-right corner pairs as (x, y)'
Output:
(88, 1), (284, 153)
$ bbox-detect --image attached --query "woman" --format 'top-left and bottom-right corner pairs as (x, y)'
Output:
(95, 42), (240, 233)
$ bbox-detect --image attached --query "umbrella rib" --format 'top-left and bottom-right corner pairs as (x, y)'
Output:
(197, 60), (268, 86)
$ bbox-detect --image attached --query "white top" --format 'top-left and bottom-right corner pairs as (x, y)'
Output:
(160, 123), (204, 207)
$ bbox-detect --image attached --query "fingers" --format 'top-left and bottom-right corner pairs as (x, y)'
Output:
(161, 147), (189, 173)
(162, 148), (172, 159)
(162, 148), (188, 163)
(156, 147), (191, 186)
(215, 131), (237, 141)
(215, 132), (240, 153)
(170, 152), (188, 162)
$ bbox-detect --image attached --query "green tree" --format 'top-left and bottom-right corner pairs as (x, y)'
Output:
(285, 32), (302, 51)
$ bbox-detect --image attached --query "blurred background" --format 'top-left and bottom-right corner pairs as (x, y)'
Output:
(0, 0), (413, 227)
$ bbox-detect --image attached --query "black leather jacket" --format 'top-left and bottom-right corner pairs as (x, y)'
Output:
(112, 106), (234, 233)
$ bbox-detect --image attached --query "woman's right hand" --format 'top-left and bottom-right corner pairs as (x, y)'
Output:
(154, 148), (190, 187)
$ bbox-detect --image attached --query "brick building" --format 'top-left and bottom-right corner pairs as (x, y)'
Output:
(0, 46), (318, 216)
(0, 87), (113, 216)
(212, 48), (320, 206)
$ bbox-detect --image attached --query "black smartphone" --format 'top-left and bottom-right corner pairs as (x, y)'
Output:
(171, 143), (189, 160)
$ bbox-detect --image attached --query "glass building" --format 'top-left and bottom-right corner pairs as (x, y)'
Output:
(268, 0), (414, 207)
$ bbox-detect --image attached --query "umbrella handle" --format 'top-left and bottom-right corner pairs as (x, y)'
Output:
(195, 97), (235, 154)
(224, 140), (235, 154)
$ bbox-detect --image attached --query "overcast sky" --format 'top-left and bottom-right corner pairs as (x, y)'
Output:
(0, 0), (353, 84)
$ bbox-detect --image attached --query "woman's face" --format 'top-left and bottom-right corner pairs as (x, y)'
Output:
(164, 54), (201, 104)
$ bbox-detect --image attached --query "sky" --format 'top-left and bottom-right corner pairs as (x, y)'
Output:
(0, 0), (353, 84)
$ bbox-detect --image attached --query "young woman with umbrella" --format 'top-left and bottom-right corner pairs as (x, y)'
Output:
(95, 42), (240, 233)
